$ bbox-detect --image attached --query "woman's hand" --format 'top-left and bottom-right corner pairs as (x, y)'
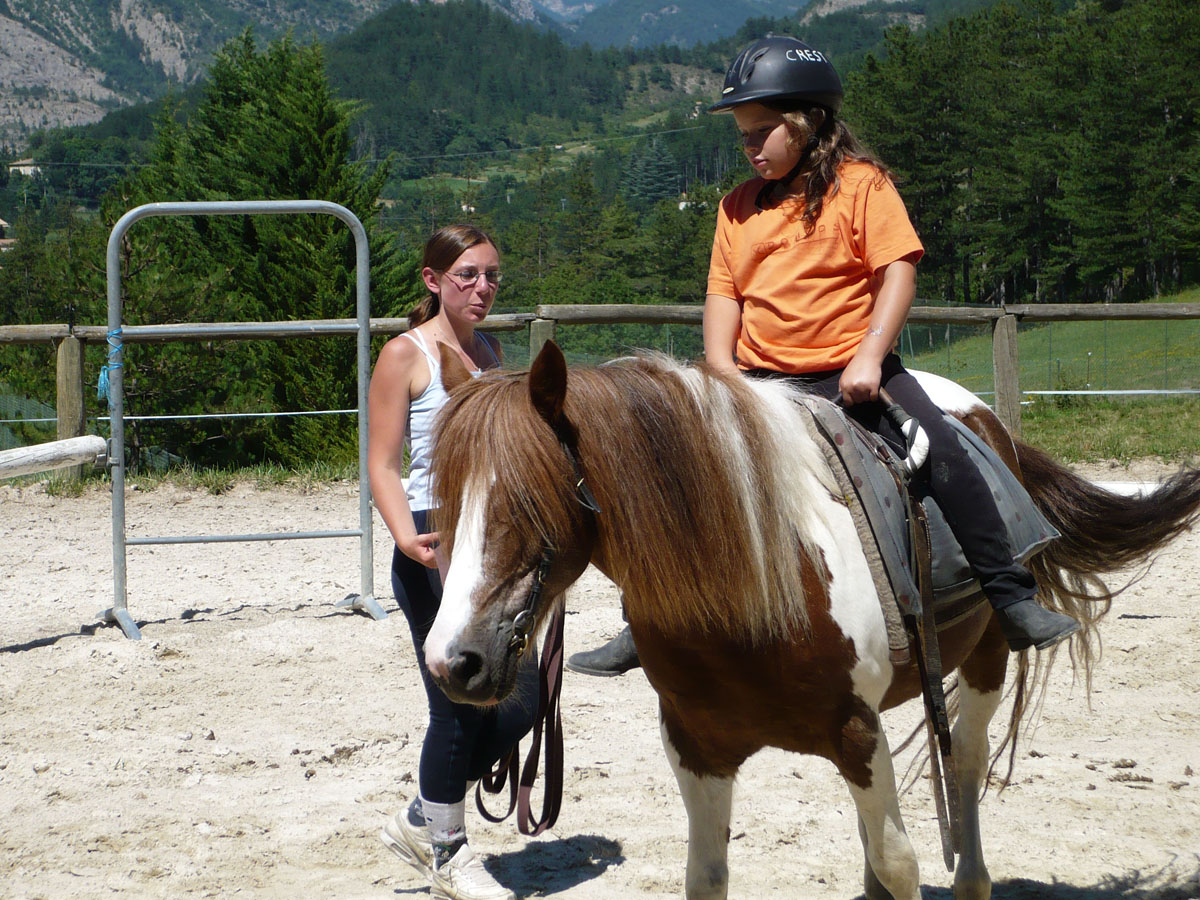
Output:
(839, 355), (883, 406)
(399, 531), (441, 569)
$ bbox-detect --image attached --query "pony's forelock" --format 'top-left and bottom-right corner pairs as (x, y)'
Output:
(431, 373), (577, 559)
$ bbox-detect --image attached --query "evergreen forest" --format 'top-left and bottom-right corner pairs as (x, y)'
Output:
(0, 0), (1197, 469)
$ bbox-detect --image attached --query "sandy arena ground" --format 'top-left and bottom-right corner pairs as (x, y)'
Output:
(1, 460), (1198, 899)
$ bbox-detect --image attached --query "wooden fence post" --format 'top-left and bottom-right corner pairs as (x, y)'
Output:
(991, 313), (1022, 438)
(55, 334), (87, 479)
(529, 317), (556, 361)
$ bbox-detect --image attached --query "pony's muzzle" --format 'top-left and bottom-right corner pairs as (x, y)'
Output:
(431, 639), (503, 706)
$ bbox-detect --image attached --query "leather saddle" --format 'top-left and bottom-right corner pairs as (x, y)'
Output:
(799, 396), (1060, 651)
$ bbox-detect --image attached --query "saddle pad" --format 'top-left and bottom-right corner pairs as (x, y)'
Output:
(802, 398), (1060, 615)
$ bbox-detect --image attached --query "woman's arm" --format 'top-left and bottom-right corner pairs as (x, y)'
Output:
(704, 293), (743, 375)
(838, 253), (919, 405)
(367, 337), (439, 568)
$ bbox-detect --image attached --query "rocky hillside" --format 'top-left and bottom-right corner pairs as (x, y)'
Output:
(0, 0), (398, 147)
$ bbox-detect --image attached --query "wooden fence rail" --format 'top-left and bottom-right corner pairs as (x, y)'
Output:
(3, 303), (1199, 451)
(0, 435), (107, 480)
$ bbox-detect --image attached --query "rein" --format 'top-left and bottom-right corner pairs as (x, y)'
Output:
(478, 431), (600, 836)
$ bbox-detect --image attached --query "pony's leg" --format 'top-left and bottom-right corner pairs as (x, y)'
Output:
(857, 814), (896, 900)
(844, 729), (920, 900)
(951, 673), (1006, 900)
(660, 719), (733, 900)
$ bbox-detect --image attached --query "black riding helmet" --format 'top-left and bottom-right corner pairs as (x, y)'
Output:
(709, 36), (843, 115)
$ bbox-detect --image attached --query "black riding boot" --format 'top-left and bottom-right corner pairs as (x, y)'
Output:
(565, 626), (641, 677)
(993, 598), (1080, 651)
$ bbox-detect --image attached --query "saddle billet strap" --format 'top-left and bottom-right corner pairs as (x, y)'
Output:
(801, 394), (965, 865)
(905, 485), (963, 870)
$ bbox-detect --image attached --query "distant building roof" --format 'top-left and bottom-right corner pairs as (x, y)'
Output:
(8, 159), (41, 176)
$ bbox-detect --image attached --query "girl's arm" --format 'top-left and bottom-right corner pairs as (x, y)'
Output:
(704, 292), (743, 375)
(839, 253), (919, 405)
(367, 337), (439, 568)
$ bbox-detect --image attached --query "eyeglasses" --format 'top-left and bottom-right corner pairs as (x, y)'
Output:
(442, 268), (503, 287)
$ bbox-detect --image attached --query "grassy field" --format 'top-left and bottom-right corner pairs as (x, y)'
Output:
(902, 288), (1200, 463)
(903, 286), (1200, 396)
(1020, 395), (1200, 463)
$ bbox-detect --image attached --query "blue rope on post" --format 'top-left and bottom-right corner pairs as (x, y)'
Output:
(98, 327), (123, 401)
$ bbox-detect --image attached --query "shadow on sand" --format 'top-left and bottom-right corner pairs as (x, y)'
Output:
(488, 833), (625, 896)
(914, 858), (1200, 900)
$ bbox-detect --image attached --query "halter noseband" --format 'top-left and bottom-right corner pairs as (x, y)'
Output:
(507, 436), (601, 656)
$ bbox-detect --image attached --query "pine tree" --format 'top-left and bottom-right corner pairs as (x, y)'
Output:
(622, 137), (681, 213)
(104, 31), (397, 467)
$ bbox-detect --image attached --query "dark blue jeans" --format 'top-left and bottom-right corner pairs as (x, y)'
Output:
(748, 353), (1037, 610)
(392, 510), (539, 804)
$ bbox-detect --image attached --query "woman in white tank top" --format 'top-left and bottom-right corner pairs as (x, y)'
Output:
(367, 225), (532, 900)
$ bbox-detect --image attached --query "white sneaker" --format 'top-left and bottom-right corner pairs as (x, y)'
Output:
(380, 809), (433, 878)
(430, 842), (516, 900)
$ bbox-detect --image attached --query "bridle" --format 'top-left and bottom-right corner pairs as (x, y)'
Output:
(507, 434), (601, 656)
(480, 431), (599, 838)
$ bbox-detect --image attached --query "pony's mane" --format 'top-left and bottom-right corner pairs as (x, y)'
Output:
(431, 354), (839, 644)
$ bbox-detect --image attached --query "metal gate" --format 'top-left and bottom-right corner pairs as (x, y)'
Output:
(99, 200), (382, 640)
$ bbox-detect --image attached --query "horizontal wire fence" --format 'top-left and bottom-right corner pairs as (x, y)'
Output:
(0, 389), (58, 450)
(900, 318), (1200, 397)
(3, 305), (1199, 457)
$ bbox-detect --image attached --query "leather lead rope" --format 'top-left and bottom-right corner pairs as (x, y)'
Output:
(474, 599), (565, 835)
(516, 599), (565, 834)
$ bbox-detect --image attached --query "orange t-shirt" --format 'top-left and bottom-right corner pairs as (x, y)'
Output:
(707, 160), (924, 374)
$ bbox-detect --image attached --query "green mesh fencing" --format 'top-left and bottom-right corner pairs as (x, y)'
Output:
(0, 386), (58, 451)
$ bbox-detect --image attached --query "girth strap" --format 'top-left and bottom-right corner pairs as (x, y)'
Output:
(800, 395), (963, 869)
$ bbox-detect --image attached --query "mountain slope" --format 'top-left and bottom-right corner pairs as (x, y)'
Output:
(0, 0), (400, 146)
(567, 0), (804, 47)
(0, 0), (1010, 148)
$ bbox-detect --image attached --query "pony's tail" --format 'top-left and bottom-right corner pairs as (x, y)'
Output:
(1018, 440), (1200, 580)
(990, 441), (1200, 789)
(1018, 438), (1200, 660)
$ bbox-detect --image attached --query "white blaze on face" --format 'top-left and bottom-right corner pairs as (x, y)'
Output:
(424, 485), (489, 679)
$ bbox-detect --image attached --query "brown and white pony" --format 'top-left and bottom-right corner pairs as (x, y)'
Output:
(421, 341), (1200, 900)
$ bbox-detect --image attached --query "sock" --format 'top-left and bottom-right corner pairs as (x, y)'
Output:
(421, 796), (467, 868)
(405, 796), (424, 828)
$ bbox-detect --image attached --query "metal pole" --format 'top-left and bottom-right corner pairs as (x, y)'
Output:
(100, 200), (382, 640)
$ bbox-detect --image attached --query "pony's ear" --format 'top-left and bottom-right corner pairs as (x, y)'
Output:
(528, 340), (567, 425)
(438, 342), (473, 393)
